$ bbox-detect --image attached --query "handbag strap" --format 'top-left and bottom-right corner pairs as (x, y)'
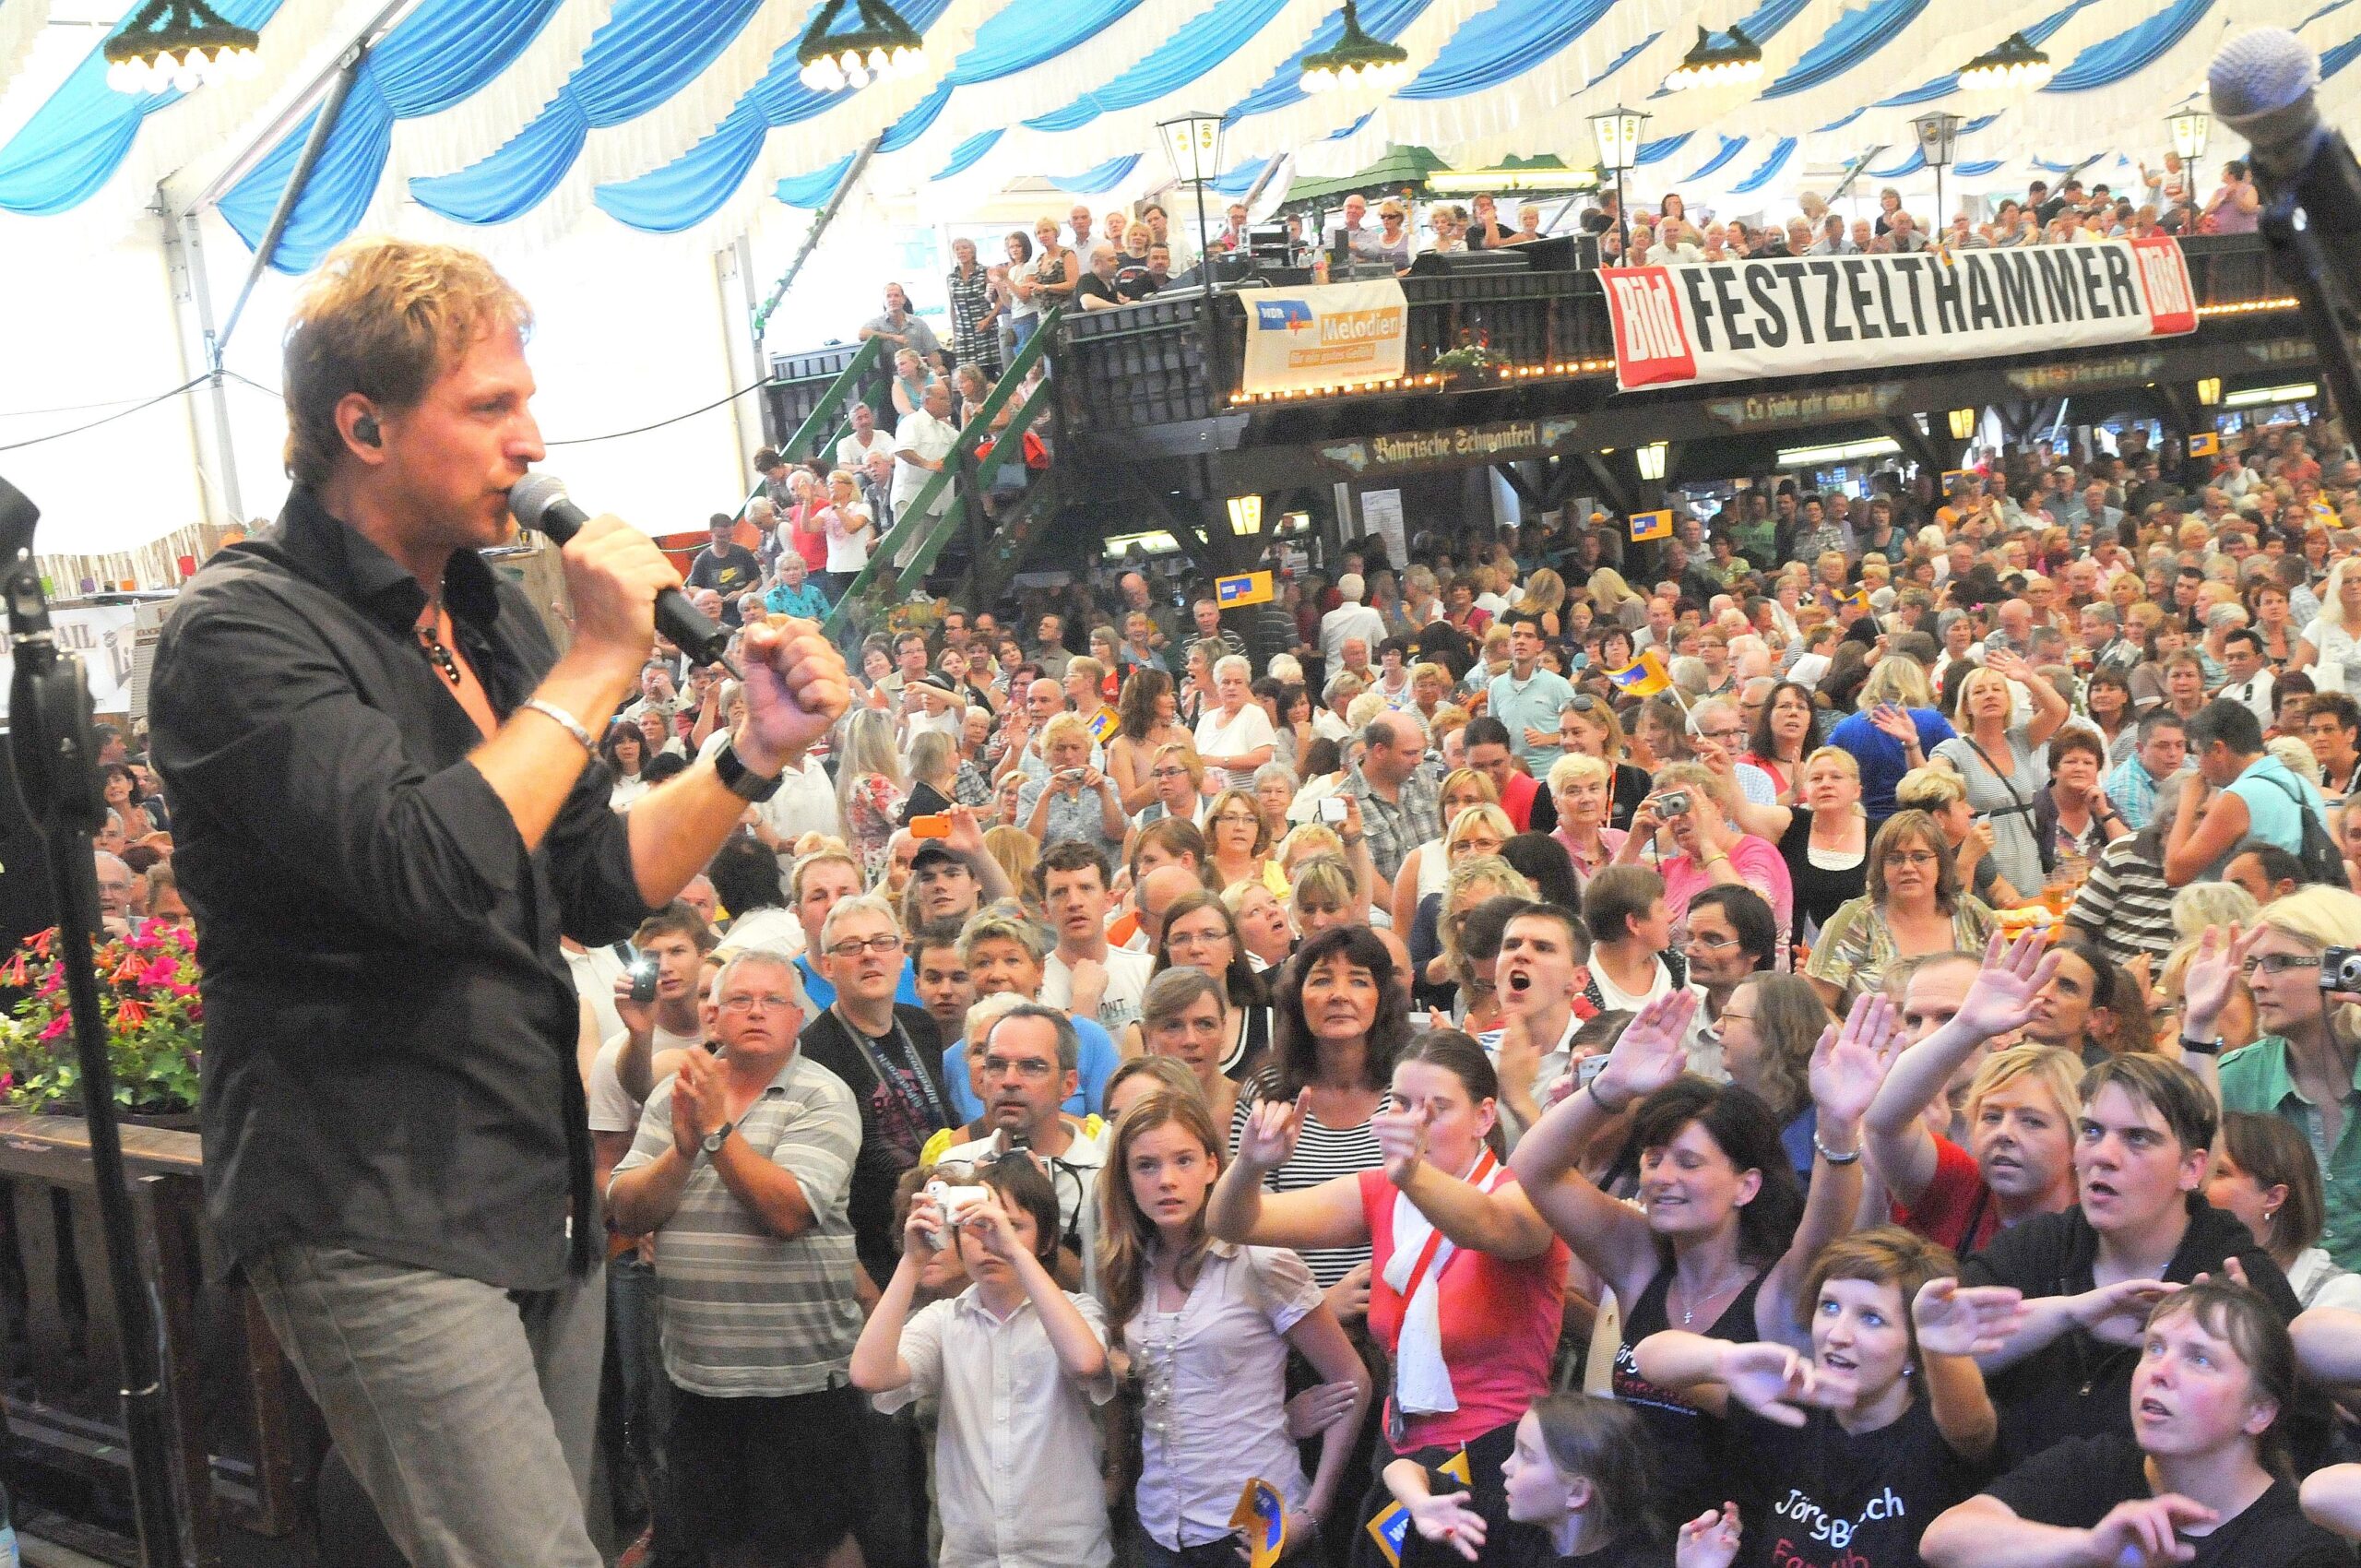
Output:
(1960, 733), (2039, 821)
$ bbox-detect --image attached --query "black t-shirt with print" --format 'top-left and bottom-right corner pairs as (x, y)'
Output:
(1075, 272), (1122, 309)
(1726, 1397), (1987, 1568)
(1985, 1432), (2345, 1568)
(795, 1004), (949, 1287)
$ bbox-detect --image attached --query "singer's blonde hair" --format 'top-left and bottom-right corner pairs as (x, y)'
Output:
(283, 238), (532, 490)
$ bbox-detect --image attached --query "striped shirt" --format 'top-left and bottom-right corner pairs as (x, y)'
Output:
(614, 1050), (862, 1397)
(1229, 1075), (1382, 1287)
(2064, 838), (2178, 968)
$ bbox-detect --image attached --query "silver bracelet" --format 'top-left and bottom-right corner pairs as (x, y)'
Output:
(522, 698), (595, 754)
(1812, 1133), (1863, 1166)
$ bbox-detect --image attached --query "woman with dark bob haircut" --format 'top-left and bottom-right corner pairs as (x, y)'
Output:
(1507, 985), (1892, 1526)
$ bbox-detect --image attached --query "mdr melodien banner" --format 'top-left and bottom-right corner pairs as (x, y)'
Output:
(1237, 279), (1409, 396)
(1600, 237), (2198, 393)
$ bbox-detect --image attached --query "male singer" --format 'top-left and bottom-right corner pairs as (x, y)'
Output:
(148, 237), (848, 1568)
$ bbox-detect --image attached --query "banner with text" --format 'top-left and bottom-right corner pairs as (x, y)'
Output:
(1602, 238), (2197, 393)
(1239, 279), (1409, 396)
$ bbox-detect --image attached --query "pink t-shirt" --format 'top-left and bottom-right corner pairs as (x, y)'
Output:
(1661, 834), (1793, 956)
(1359, 1166), (1567, 1453)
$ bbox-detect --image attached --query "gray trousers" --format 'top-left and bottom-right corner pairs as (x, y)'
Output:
(246, 1243), (605, 1568)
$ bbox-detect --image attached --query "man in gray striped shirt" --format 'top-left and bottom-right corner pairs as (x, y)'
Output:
(609, 949), (865, 1568)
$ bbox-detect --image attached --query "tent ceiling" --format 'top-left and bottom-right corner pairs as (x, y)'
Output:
(0, 0), (2346, 263)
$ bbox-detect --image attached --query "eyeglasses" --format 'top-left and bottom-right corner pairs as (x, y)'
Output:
(983, 1053), (1059, 1079)
(1696, 727), (1743, 743)
(1688, 932), (1740, 950)
(1886, 850), (1941, 868)
(1152, 767), (1192, 780)
(2239, 955), (2323, 977)
(827, 934), (906, 958)
(720, 992), (800, 1014)
(1215, 812), (1261, 826)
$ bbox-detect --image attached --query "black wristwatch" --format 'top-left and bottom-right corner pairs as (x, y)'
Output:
(714, 736), (783, 802)
(702, 1120), (736, 1155)
(2179, 1033), (2225, 1057)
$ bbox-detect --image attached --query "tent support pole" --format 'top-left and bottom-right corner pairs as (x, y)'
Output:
(754, 134), (884, 351)
(213, 42), (367, 364)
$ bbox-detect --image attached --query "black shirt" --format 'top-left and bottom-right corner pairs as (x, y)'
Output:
(685, 542), (762, 622)
(1076, 272), (1122, 310)
(1984, 1432), (2345, 1568)
(1612, 1266), (1765, 1526)
(1726, 1397), (1986, 1568)
(796, 1004), (950, 1287)
(150, 486), (653, 1289)
(1961, 1196), (2306, 1467)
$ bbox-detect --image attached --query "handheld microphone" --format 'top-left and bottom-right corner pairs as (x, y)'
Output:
(507, 473), (738, 673)
(2209, 30), (2361, 258)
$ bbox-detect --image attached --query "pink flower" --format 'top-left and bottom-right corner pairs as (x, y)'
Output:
(37, 969), (62, 999)
(38, 1015), (68, 1042)
(139, 959), (180, 989)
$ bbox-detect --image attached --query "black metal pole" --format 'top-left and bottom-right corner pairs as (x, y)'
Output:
(1615, 166), (1628, 259)
(1192, 172), (1227, 404)
(0, 478), (182, 1568)
(2258, 196), (2361, 437)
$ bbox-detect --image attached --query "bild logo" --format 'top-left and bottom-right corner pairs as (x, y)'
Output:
(1255, 300), (1316, 333)
(1607, 268), (1696, 386)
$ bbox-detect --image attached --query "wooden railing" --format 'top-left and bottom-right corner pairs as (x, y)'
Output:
(0, 1111), (309, 1567)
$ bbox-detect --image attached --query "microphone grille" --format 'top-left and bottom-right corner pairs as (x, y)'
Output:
(507, 471), (569, 529)
(2209, 28), (2319, 125)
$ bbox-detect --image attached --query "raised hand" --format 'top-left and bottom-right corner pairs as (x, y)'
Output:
(960, 1190), (1025, 1263)
(1868, 702), (1919, 746)
(1912, 1277), (2028, 1358)
(738, 617), (851, 766)
(1590, 989), (1699, 1111)
(1677, 1503), (1743, 1568)
(1324, 1260), (1372, 1324)
(1716, 1342), (1845, 1427)
(1952, 929), (2065, 1041)
(1404, 1491), (1487, 1562)
(1236, 1089), (1309, 1173)
(1494, 1011), (1541, 1108)
(943, 802), (986, 859)
(2073, 1278), (2181, 1346)
(2180, 923), (2257, 1040)
(1371, 1101), (1433, 1188)
(1809, 992), (1896, 1126)
(2078, 1494), (2214, 1567)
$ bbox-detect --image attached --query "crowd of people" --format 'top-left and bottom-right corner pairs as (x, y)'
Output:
(83, 216), (2361, 1568)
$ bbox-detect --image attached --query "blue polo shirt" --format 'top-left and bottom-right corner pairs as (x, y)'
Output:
(1487, 664), (1575, 772)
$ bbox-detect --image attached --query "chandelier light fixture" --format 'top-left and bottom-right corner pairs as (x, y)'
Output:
(1664, 25), (1762, 92)
(1299, 0), (1411, 93)
(103, 0), (262, 94)
(795, 0), (927, 93)
(1958, 31), (2054, 91)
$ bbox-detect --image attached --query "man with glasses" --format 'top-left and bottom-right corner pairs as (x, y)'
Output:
(607, 949), (865, 1568)
(1685, 695), (1789, 842)
(1682, 885), (1778, 1077)
(2306, 694), (2361, 806)
(935, 1002), (1109, 1292)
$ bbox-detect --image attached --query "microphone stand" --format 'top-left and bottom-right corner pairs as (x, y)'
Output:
(0, 476), (184, 1567)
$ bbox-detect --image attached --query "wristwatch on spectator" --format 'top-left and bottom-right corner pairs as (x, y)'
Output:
(703, 1120), (736, 1155)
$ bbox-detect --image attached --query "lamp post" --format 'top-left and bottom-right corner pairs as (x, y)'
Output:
(2167, 109), (2210, 231)
(1913, 112), (1960, 236)
(1589, 106), (1648, 260)
(1159, 108), (1228, 398)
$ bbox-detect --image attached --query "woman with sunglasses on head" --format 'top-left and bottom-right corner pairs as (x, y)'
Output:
(1211, 1028), (1569, 1568)
(1778, 745), (1870, 944)
(1558, 694), (1653, 831)
(1102, 1090), (1372, 1568)
(1924, 1282), (2344, 1568)
(1509, 986), (1891, 1526)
